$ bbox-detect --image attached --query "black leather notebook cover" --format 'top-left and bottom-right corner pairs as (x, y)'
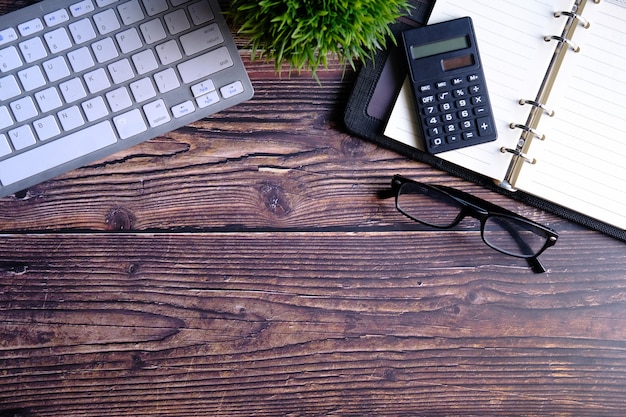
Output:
(344, 0), (626, 242)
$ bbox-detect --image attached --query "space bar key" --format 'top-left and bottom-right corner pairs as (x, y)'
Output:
(0, 121), (117, 186)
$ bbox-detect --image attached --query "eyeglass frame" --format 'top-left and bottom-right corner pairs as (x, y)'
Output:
(388, 175), (559, 273)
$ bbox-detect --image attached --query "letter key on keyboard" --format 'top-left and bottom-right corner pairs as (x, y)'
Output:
(0, 0), (253, 196)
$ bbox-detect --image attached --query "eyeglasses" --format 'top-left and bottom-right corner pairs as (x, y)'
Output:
(388, 175), (558, 273)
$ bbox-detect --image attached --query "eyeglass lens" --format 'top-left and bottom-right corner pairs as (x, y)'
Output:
(397, 182), (464, 228)
(397, 181), (551, 258)
(482, 215), (550, 257)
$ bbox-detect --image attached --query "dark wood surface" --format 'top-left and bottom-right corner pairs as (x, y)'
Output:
(2, 1), (626, 416)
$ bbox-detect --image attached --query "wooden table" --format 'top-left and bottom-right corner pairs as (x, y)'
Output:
(2, 1), (626, 415)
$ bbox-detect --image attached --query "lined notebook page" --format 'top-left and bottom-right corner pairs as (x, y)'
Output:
(384, 0), (574, 181)
(514, 1), (626, 230)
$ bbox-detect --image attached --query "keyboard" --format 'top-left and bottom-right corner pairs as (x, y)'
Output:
(0, 0), (253, 197)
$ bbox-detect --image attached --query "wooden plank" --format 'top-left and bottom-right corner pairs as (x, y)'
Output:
(1, 232), (626, 415)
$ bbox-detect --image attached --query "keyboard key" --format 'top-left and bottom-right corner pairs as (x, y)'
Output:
(178, 46), (233, 84)
(132, 49), (158, 74)
(67, 46), (95, 72)
(196, 90), (219, 108)
(18, 18), (45, 37)
(58, 106), (85, 131)
(129, 77), (156, 102)
(60, 77), (87, 103)
(8, 125), (37, 150)
(19, 37), (48, 63)
(143, 99), (170, 127)
(164, 9), (190, 35)
(0, 46), (23, 73)
(82, 96), (109, 121)
(0, 75), (21, 101)
(108, 58), (135, 83)
(116, 28), (142, 53)
(94, 9), (120, 35)
(44, 9), (70, 27)
(140, 18), (167, 44)
(0, 134), (11, 157)
(220, 81), (244, 99)
(69, 18), (97, 44)
(95, 0), (119, 6)
(0, 28), (18, 47)
(92, 37), (119, 63)
(35, 86), (63, 112)
(0, 106), (14, 130)
(106, 86), (132, 111)
(171, 100), (195, 118)
(180, 23), (223, 56)
(188, 1), (214, 25)
(155, 40), (182, 65)
(118, 0), (145, 25)
(44, 27), (73, 52)
(69, 0), (95, 17)
(84, 67), (111, 93)
(113, 108), (147, 139)
(153, 68), (179, 93)
(43, 56), (71, 81)
(10, 97), (38, 122)
(191, 79), (215, 97)
(0, 121), (117, 186)
(34, 115), (61, 140)
(142, 0), (168, 16)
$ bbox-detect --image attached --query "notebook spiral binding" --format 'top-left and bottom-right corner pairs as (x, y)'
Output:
(519, 99), (555, 117)
(502, 1), (596, 170)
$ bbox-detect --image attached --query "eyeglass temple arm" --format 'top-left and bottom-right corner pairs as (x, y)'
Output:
(491, 216), (547, 273)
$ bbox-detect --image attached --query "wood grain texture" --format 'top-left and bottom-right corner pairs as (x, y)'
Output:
(1, 0), (626, 416)
(1, 233), (626, 417)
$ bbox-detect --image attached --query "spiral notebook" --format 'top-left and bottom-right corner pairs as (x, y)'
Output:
(384, 0), (626, 233)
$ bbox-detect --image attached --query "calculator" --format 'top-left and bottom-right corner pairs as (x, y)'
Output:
(401, 17), (497, 154)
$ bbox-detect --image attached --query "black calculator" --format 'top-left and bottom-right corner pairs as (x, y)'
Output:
(401, 17), (497, 154)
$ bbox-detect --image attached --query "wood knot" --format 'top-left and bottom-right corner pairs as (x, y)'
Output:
(105, 207), (136, 230)
(341, 136), (370, 157)
(258, 182), (291, 217)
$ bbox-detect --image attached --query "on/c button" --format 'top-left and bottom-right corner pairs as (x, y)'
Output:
(220, 81), (244, 99)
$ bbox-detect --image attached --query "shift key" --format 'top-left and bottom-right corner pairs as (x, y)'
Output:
(178, 46), (233, 84)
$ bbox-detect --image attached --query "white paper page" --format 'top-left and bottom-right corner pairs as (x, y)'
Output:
(514, 0), (626, 230)
(384, 0), (574, 181)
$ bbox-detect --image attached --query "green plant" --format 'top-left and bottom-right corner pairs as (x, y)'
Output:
(228, 0), (411, 78)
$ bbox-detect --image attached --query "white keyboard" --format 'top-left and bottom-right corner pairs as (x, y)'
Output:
(0, 0), (253, 196)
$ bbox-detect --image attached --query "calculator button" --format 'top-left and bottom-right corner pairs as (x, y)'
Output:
(463, 131), (477, 140)
(474, 106), (488, 116)
(421, 95), (435, 104)
(440, 102), (452, 112)
(469, 85), (482, 94)
(476, 117), (494, 136)
(442, 113), (456, 123)
(436, 80), (448, 89)
(451, 77), (464, 86)
(456, 99), (469, 108)
(444, 124), (457, 133)
(426, 116), (438, 125)
(431, 137), (444, 148)
(471, 95), (485, 105)
(468, 74), (480, 82)
(419, 84), (432, 93)
(437, 91), (451, 101)
(458, 109), (471, 118)
(453, 88), (466, 98)
(423, 105), (437, 115)
(447, 134), (460, 144)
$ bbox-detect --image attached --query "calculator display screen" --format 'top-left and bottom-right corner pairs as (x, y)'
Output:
(410, 36), (469, 60)
(442, 54), (475, 71)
